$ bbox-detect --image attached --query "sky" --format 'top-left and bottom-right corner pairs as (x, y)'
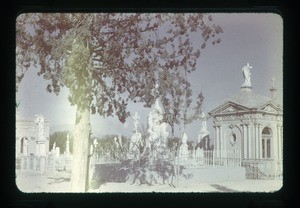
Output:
(16, 13), (283, 143)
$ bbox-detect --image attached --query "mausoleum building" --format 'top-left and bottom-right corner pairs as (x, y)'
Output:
(208, 64), (283, 171)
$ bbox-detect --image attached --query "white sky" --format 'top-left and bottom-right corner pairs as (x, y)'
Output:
(16, 13), (283, 143)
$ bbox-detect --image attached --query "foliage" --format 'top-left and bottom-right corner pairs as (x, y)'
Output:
(159, 69), (205, 135)
(16, 13), (222, 123)
(94, 134), (129, 161)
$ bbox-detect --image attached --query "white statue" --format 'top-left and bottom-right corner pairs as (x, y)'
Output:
(129, 112), (142, 158)
(114, 136), (119, 148)
(52, 142), (56, 152)
(35, 114), (45, 140)
(242, 63), (252, 87)
(129, 133), (142, 158)
(118, 135), (122, 148)
(93, 138), (98, 147)
(198, 112), (209, 143)
(182, 132), (188, 144)
(132, 111), (140, 133)
(200, 112), (208, 132)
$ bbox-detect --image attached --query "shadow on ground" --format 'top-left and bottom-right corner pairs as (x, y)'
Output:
(90, 160), (191, 190)
(47, 177), (71, 185)
(210, 184), (237, 192)
(90, 163), (129, 189)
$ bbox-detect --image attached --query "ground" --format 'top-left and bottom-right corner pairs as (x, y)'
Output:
(15, 170), (282, 193)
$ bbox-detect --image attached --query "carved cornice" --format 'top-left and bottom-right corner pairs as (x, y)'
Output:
(212, 113), (282, 122)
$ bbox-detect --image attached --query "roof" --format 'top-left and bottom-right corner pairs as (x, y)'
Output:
(227, 88), (271, 109)
(208, 87), (282, 116)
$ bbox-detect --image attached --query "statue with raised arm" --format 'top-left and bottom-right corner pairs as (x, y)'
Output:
(242, 63), (252, 87)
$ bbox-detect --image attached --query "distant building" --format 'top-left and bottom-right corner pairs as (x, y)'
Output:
(16, 115), (50, 158)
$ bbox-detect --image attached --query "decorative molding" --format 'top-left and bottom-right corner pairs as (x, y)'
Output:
(212, 113), (281, 122)
(216, 116), (222, 121)
(224, 106), (235, 112)
(263, 105), (276, 112)
(230, 132), (237, 146)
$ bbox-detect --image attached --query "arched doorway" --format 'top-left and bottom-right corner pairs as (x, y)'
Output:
(262, 127), (272, 158)
(20, 137), (28, 155)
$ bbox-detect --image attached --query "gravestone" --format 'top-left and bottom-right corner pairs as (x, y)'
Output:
(179, 132), (189, 160)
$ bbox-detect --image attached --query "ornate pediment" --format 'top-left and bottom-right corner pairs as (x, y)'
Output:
(223, 106), (237, 113)
(262, 105), (276, 112)
(209, 102), (249, 115)
(258, 102), (282, 113)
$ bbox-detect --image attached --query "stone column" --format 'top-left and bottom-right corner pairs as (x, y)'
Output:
(219, 125), (222, 158)
(23, 138), (28, 156)
(214, 125), (219, 158)
(272, 124), (277, 159)
(36, 142), (40, 157)
(223, 125), (228, 166)
(253, 124), (256, 159)
(255, 123), (259, 159)
(219, 125), (223, 158)
(247, 124), (251, 159)
(213, 125), (216, 155)
(258, 124), (262, 159)
(242, 124), (248, 159)
(277, 124), (282, 159)
(278, 125), (282, 159)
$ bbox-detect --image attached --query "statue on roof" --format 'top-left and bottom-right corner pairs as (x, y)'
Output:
(34, 114), (45, 140)
(242, 63), (252, 87)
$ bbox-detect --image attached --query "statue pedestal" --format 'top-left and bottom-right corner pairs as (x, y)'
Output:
(179, 144), (189, 160)
(241, 85), (252, 91)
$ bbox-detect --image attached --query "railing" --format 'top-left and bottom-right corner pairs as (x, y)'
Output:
(177, 150), (242, 168)
(16, 154), (73, 172)
(242, 159), (282, 179)
(16, 151), (282, 180)
(17, 155), (47, 172)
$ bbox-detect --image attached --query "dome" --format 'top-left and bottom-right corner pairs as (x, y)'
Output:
(227, 87), (271, 109)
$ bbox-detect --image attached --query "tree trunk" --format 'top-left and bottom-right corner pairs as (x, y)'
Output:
(71, 106), (91, 192)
